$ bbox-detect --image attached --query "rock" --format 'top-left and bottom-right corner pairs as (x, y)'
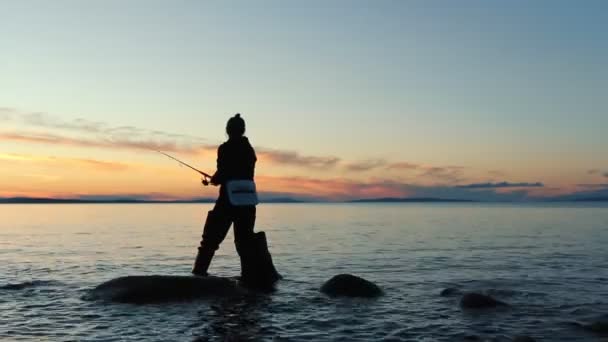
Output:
(440, 287), (461, 296)
(320, 274), (383, 298)
(459, 292), (508, 309)
(586, 320), (608, 334)
(87, 275), (246, 304)
(512, 335), (535, 342)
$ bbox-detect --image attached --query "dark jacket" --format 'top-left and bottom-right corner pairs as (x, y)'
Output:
(211, 136), (257, 187)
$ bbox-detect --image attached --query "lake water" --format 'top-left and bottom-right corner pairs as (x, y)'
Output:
(1, 203), (607, 341)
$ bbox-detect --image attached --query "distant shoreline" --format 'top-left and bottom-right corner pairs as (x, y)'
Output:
(1, 197), (607, 204)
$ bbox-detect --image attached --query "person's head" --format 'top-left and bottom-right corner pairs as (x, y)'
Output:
(226, 113), (245, 139)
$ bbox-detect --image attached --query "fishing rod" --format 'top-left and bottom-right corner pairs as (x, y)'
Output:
(154, 150), (212, 186)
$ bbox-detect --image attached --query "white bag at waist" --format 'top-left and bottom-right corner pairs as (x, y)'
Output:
(225, 180), (259, 206)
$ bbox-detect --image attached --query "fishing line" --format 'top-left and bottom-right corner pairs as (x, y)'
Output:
(153, 150), (212, 186)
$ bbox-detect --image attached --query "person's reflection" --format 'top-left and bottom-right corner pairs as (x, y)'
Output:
(194, 294), (273, 341)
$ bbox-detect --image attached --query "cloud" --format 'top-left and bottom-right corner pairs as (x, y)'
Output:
(455, 181), (544, 189)
(256, 148), (341, 169)
(2, 108), (209, 145)
(1, 130), (349, 171)
(418, 166), (465, 183)
(576, 183), (608, 189)
(587, 169), (608, 179)
(346, 160), (450, 173)
(0, 153), (130, 172)
(547, 185), (608, 201)
(2, 108), (352, 170)
(386, 162), (419, 170)
(0, 131), (206, 153)
(20, 111), (105, 134)
(0, 107), (15, 120)
(254, 175), (539, 201)
(1, 107), (486, 182)
(344, 159), (387, 172)
(487, 170), (507, 177)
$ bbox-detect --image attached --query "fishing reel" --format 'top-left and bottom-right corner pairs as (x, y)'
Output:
(201, 175), (211, 186)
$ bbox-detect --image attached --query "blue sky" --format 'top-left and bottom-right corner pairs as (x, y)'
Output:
(1, 1), (607, 200)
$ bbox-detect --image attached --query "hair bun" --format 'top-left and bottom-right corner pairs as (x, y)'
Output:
(235, 113), (241, 118)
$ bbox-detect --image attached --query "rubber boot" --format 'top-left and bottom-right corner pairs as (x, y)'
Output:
(192, 210), (231, 276)
(239, 232), (282, 289)
(192, 247), (214, 277)
(252, 231), (282, 283)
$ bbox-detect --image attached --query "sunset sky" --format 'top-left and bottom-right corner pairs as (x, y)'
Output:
(1, 1), (607, 201)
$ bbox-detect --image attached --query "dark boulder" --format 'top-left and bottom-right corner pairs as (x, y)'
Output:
(459, 292), (508, 309)
(320, 274), (383, 298)
(585, 320), (608, 334)
(87, 275), (245, 304)
(440, 287), (461, 297)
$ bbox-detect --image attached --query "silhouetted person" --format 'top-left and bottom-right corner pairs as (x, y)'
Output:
(192, 113), (280, 288)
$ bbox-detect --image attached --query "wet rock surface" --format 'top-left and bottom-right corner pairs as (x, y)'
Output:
(585, 320), (608, 334)
(459, 292), (508, 309)
(88, 275), (246, 303)
(320, 274), (383, 298)
(440, 287), (462, 297)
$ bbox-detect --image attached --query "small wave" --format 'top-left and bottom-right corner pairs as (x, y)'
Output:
(0, 280), (59, 290)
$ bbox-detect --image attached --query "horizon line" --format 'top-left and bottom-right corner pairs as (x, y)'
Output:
(1, 196), (607, 204)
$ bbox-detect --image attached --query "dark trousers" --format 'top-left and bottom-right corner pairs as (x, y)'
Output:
(198, 198), (256, 257)
(195, 197), (281, 287)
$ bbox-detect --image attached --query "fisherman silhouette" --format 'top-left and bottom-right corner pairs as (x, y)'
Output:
(192, 113), (281, 288)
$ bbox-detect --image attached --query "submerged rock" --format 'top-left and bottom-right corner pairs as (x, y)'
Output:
(586, 320), (608, 334)
(88, 275), (245, 303)
(440, 287), (461, 297)
(0, 280), (58, 290)
(570, 318), (608, 335)
(459, 292), (508, 309)
(320, 274), (383, 298)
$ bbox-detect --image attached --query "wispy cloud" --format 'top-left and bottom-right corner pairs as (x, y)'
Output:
(352, 160), (466, 184)
(455, 181), (544, 189)
(386, 162), (419, 170)
(418, 166), (465, 183)
(0, 107), (15, 120)
(255, 175), (543, 201)
(1, 108), (351, 169)
(548, 185), (608, 201)
(3, 108), (208, 145)
(487, 170), (507, 177)
(256, 175), (411, 200)
(1, 107), (497, 185)
(0, 131), (206, 153)
(587, 169), (608, 179)
(0, 130), (348, 170)
(0, 153), (130, 172)
(344, 159), (387, 172)
(256, 148), (341, 169)
(576, 183), (608, 189)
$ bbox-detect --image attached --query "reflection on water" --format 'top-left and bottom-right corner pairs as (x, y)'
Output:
(196, 294), (272, 341)
(1, 203), (608, 341)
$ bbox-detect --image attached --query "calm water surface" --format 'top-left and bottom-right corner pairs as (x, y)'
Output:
(1, 203), (607, 341)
